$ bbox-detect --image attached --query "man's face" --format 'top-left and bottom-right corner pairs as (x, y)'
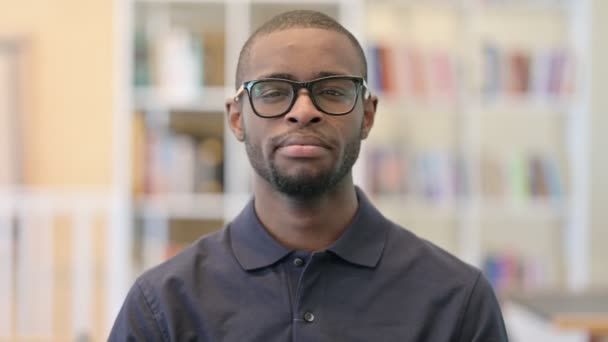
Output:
(228, 28), (377, 198)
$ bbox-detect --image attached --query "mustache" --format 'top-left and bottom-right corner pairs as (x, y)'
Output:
(271, 130), (334, 150)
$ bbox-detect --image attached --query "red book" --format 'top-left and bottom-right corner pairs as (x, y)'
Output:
(406, 48), (428, 99)
(378, 45), (395, 94)
(508, 51), (530, 96)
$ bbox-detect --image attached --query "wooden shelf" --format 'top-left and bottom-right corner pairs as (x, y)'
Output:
(134, 192), (251, 220)
(134, 86), (230, 112)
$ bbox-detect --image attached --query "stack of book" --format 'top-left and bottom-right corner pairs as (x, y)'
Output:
(366, 145), (468, 203)
(483, 250), (551, 294)
(481, 154), (564, 202)
(132, 112), (224, 196)
(367, 43), (458, 103)
(134, 28), (225, 99)
(482, 43), (575, 102)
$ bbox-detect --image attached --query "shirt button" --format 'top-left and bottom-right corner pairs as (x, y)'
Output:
(293, 257), (305, 267)
(303, 312), (315, 323)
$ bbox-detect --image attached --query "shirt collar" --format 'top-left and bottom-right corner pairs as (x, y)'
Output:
(326, 187), (389, 268)
(229, 187), (389, 271)
(229, 199), (291, 271)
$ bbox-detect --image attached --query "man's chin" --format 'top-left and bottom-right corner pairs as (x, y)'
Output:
(271, 173), (334, 198)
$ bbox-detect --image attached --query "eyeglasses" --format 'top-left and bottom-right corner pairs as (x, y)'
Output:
(233, 75), (371, 118)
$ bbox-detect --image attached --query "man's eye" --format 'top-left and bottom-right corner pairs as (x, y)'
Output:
(318, 89), (345, 97)
(259, 90), (289, 98)
(262, 90), (285, 97)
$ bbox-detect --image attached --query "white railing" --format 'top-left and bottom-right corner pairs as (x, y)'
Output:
(0, 188), (116, 341)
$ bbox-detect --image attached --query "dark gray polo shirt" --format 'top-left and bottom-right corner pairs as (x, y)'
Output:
(109, 189), (508, 341)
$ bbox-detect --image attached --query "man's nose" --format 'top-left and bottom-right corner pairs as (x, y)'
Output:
(284, 90), (323, 125)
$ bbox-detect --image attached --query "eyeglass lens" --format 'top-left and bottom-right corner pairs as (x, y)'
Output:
(250, 78), (358, 117)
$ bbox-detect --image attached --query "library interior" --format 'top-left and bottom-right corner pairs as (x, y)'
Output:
(0, 0), (607, 341)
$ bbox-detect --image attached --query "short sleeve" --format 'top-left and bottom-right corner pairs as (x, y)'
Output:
(457, 272), (509, 342)
(108, 279), (167, 342)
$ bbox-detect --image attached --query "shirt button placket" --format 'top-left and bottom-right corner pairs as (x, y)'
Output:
(293, 252), (323, 341)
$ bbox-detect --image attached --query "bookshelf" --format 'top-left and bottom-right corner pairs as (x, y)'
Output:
(361, 0), (588, 296)
(126, 0), (356, 274)
(122, 0), (590, 295)
(130, 0), (226, 272)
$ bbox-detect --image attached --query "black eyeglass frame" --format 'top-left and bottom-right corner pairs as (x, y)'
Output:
(233, 75), (372, 118)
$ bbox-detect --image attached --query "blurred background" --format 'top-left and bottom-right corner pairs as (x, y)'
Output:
(0, 0), (606, 341)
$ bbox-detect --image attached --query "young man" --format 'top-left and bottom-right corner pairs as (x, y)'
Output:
(110, 10), (508, 341)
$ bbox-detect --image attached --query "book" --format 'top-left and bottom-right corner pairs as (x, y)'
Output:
(508, 154), (530, 202)
(154, 27), (203, 103)
(507, 50), (531, 96)
(407, 48), (428, 100)
(482, 43), (501, 99)
(529, 155), (549, 198)
(547, 48), (566, 97)
(483, 250), (549, 294)
(481, 156), (505, 198)
(133, 30), (151, 87)
(367, 43), (458, 103)
(202, 31), (225, 87)
(368, 45), (384, 92)
(367, 146), (467, 202)
(169, 134), (196, 194)
(482, 44), (575, 102)
(194, 137), (224, 193)
(542, 157), (563, 201)
(143, 128), (224, 195)
(132, 112), (147, 195)
(378, 45), (396, 94)
(428, 50), (456, 102)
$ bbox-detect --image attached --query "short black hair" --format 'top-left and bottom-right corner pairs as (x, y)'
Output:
(235, 10), (368, 87)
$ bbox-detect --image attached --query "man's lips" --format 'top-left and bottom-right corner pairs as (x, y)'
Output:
(277, 144), (327, 158)
(275, 135), (331, 158)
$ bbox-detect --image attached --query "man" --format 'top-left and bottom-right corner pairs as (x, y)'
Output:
(110, 10), (508, 341)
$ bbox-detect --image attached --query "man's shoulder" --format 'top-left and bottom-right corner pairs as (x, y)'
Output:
(384, 221), (480, 283)
(136, 225), (233, 289)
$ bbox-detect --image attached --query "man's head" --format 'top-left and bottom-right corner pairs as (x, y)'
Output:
(235, 10), (368, 87)
(226, 10), (378, 199)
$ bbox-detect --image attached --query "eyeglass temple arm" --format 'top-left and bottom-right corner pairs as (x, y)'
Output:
(362, 80), (372, 100)
(233, 85), (245, 101)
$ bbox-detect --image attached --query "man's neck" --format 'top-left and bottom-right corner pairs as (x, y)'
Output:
(253, 176), (359, 252)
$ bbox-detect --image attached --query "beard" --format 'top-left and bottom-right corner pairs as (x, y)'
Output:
(244, 130), (361, 199)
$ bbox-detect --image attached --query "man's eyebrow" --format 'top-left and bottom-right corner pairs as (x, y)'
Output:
(257, 73), (296, 80)
(256, 71), (353, 81)
(315, 71), (350, 78)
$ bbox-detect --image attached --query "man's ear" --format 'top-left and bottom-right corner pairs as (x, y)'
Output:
(360, 95), (378, 140)
(226, 98), (245, 142)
